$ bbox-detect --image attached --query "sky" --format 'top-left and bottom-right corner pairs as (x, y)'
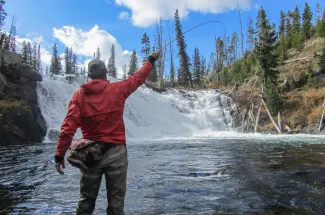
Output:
(2, 0), (322, 77)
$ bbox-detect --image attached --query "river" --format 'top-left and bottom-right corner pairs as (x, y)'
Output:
(1, 134), (325, 215)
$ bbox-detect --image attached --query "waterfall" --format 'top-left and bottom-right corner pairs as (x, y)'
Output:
(37, 75), (236, 141)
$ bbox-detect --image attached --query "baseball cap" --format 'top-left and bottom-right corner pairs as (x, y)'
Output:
(88, 59), (107, 79)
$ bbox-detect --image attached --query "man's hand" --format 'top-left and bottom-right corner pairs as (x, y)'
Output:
(54, 155), (65, 175)
(150, 52), (160, 60)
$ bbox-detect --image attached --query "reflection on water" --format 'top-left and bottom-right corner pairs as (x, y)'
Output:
(0, 137), (325, 214)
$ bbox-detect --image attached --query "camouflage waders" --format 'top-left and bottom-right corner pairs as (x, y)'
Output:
(76, 144), (128, 215)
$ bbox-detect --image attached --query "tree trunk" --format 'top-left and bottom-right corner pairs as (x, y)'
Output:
(278, 112), (282, 132)
(254, 105), (261, 133)
(241, 108), (247, 133)
(236, 0), (244, 57)
(318, 99), (325, 132)
(261, 99), (282, 134)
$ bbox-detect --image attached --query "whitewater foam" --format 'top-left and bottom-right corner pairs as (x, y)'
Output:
(37, 74), (236, 141)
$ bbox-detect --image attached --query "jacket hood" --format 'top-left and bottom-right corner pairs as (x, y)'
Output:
(81, 79), (110, 94)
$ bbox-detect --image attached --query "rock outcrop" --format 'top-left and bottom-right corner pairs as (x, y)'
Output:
(0, 50), (47, 145)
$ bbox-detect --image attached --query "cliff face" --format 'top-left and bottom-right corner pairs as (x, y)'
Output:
(0, 50), (47, 145)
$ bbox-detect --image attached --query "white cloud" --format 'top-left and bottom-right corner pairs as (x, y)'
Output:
(254, 4), (260, 10)
(53, 25), (132, 77)
(26, 31), (46, 44)
(118, 11), (130, 20)
(115, 0), (252, 27)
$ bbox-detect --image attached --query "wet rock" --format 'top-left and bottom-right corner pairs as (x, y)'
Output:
(0, 55), (47, 145)
(48, 129), (60, 142)
(0, 49), (22, 65)
(3, 107), (44, 143)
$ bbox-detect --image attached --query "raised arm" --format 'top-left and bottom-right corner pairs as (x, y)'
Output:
(115, 52), (160, 99)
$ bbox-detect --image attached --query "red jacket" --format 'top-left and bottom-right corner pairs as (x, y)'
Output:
(56, 61), (153, 157)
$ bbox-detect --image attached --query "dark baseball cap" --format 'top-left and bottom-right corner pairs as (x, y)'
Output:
(88, 59), (107, 79)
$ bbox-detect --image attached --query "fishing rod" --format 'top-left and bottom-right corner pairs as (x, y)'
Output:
(46, 21), (228, 168)
(158, 20), (227, 53)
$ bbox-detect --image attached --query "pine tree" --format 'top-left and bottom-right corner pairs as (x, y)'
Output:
(169, 36), (175, 87)
(148, 46), (158, 82)
(279, 11), (286, 36)
(21, 41), (28, 63)
(0, 0), (6, 30)
(156, 19), (165, 88)
(50, 43), (62, 75)
(265, 81), (283, 115)
(200, 55), (206, 81)
(285, 11), (292, 49)
(26, 42), (32, 65)
(316, 7), (325, 37)
(316, 3), (322, 22)
(141, 33), (150, 64)
(174, 9), (192, 87)
(32, 43), (37, 70)
(45, 66), (49, 75)
(177, 67), (182, 85)
(256, 7), (281, 114)
(225, 36), (231, 65)
(286, 11), (292, 36)
(64, 47), (70, 74)
(96, 47), (101, 60)
(69, 48), (73, 73)
(230, 32), (238, 63)
(302, 2), (313, 40)
(8, 15), (16, 52)
(255, 6), (278, 85)
(37, 45), (42, 73)
(278, 34), (287, 64)
(315, 44), (325, 73)
(219, 67), (231, 85)
(278, 11), (288, 64)
(122, 64), (127, 79)
(0, 33), (8, 50)
(108, 44), (117, 78)
(292, 6), (301, 33)
(128, 50), (138, 76)
(247, 17), (255, 51)
(72, 53), (77, 74)
(170, 60), (175, 87)
(215, 37), (224, 73)
(208, 52), (215, 74)
(193, 48), (201, 85)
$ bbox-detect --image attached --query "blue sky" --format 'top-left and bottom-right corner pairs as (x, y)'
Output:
(2, 0), (322, 76)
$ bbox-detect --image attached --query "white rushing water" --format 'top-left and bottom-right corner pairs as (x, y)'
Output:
(37, 74), (237, 141)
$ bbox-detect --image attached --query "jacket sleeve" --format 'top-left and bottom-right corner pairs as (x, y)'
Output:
(115, 61), (153, 99)
(56, 91), (81, 157)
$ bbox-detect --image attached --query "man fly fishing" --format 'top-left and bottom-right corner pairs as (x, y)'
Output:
(54, 51), (160, 214)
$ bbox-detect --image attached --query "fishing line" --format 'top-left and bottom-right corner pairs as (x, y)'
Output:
(159, 20), (227, 52)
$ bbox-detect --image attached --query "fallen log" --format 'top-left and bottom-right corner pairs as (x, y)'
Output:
(261, 99), (282, 134)
(318, 99), (325, 133)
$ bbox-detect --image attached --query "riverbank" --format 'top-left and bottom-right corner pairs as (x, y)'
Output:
(207, 37), (325, 134)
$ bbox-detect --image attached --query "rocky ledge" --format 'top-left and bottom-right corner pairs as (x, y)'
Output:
(0, 50), (47, 145)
